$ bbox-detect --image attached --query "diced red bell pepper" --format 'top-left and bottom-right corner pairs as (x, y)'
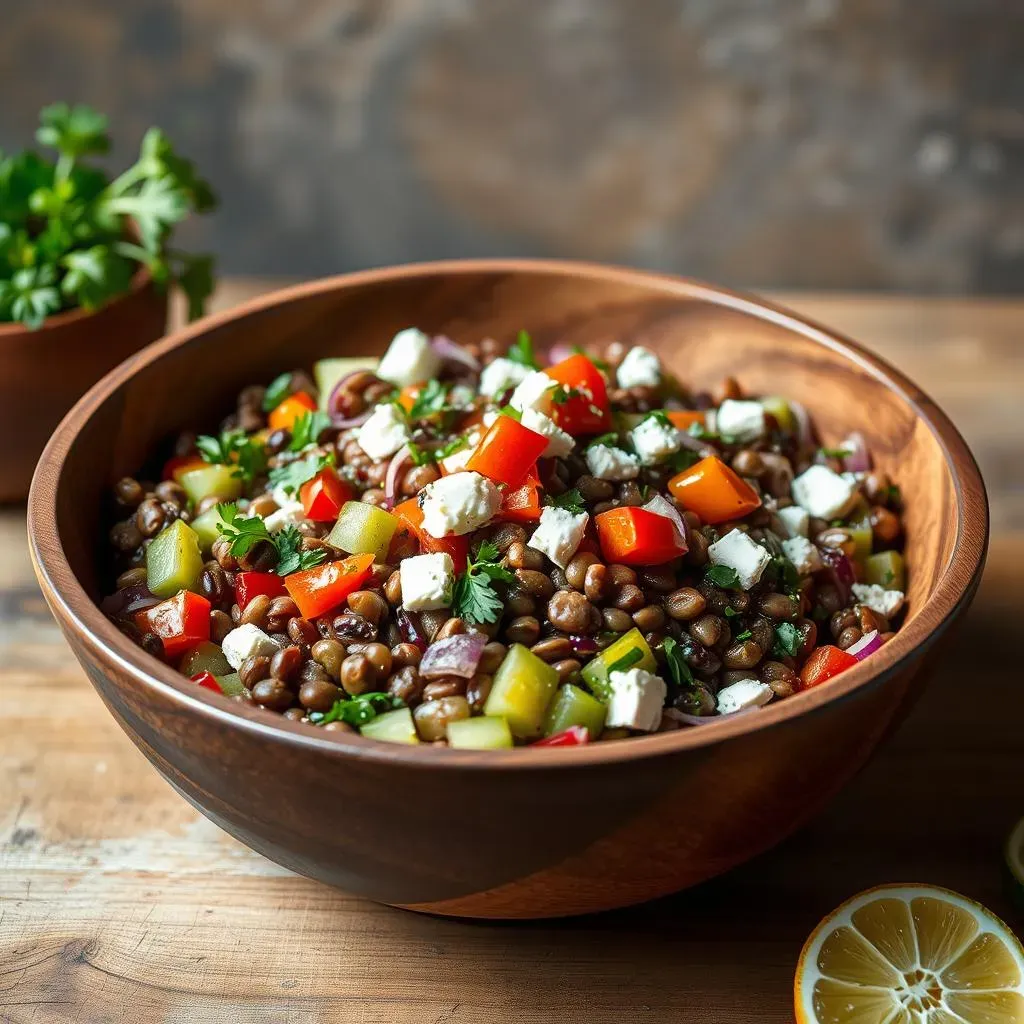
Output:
(595, 506), (687, 566)
(191, 671), (222, 693)
(300, 466), (353, 522)
(800, 645), (859, 689)
(234, 570), (287, 611)
(268, 391), (317, 432)
(465, 415), (548, 488)
(544, 353), (612, 435)
(163, 454), (206, 482)
(393, 498), (470, 573)
(666, 410), (706, 431)
(668, 455), (761, 525)
(534, 726), (590, 747)
(134, 591), (211, 660)
(499, 467), (542, 524)
(284, 553), (375, 620)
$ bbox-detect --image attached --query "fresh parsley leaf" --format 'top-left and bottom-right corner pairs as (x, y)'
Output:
(772, 554), (801, 596)
(215, 502), (273, 558)
(196, 429), (267, 485)
(723, 606), (739, 618)
(607, 647), (643, 674)
(274, 525), (328, 576)
(497, 404), (522, 422)
(507, 329), (539, 369)
(668, 449), (700, 472)
(881, 569), (895, 585)
(550, 384), (580, 405)
(102, 174), (189, 253)
(734, 629), (753, 642)
(0, 266), (61, 329)
(289, 409), (331, 451)
(545, 488), (586, 515)
(451, 542), (514, 625)
(406, 441), (435, 467)
(268, 452), (332, 496)
(645, 410), (674, 429)
(434, 436), (468, 459)
(704, 564), (741, 590)
(771, 621), (803, 658)
(175, 251), (215, 322)
(586, 432), (620, 450)
(60, 245), (133, 311)
(263, 372), (293, 413)
(408, 379), (448, 420)
(310, 691), (405, 727)
(662, 636), (695, 689)
(36, 103), (110, 167)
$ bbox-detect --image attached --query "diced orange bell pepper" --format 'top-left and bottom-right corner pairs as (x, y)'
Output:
(465, 415), (548, 488)
(163, 454), (206, 482)
(300, 467), (353, 522)
(499, 467), (542, 524)
(284, 553), (374, 620)
(268, 391), (317, 432)
(666, 410), (706, 431)
(134, 591), (211, 660)
(594, 506), (687, 566)
(397, 384), (424, 413)
(543, 353), (612, 436)
(668, 455), (761, 525)
(392, 499), (471, 573)
(800, 645), (858, 689)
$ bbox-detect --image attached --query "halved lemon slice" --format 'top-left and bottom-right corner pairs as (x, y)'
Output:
(1006, 818), (1024, 911)
(795, 884), (1024, 1023)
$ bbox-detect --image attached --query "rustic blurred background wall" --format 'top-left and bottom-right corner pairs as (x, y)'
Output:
(1, 0), (1021, 292)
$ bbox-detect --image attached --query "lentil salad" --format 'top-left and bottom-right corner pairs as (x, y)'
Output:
(101, 328), (908, 748)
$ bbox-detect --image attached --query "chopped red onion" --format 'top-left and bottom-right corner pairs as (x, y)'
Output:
(419, 632), (488, 679)
(840, 431), (872, 473)
(331, 411), (372, 429)
(327, 370), (378, 425)
(847, 629), (882, 661)
(100, 583), (160, 618)
(819, 545), (854, 604)
(383, 444), (412, 509)
(567, 634), (599, 655)
(396, 608), (428, 651)
(789, 399), (816, 453)
(641, 493), (689, 551)
(431, 335), (480, 374)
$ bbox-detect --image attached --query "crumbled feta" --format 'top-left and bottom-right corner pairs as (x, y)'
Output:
(642, 493), (687, 547)
(585, 444), (640, 481)
(716, 679), (774, 715)
(400, 552), (455, 612)
(221, 623), (280, 671)
(521, 408), (575, 458)
(510, 370), (558, 414)
(791, 465), (858, 520)
(707, 529), (772, 590)
(716, 399), (766, 443)
(842, 471), (866, 488)
(441, 446), (475, 474)
(527, 506), (589, 569)
(356, 402), (409, 461)
(852, 584), (906, 619)
(616, 346), (662, 389)
(375, 327), (442, 388)
(629, 415), (682, 466)
(777, 505), (810, 538)
(605, 668), (667, 732)
(782, 536), (822, 575)
(419, 471), (501, 538)
(263, 499), (307, 534)
(479, 357), (532, 399)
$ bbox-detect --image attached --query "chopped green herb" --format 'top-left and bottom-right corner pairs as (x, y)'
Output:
(274, 525), (328, 576)
(662, 636), (695, 689)
(262, 372), (292, 413)
(644, 410), (674, 429)
(196, 429), (267, 486)
(507, 329), (539, 369)
(772, 554), (802, 596)
(819, 446), (851, 459)
(545, 488), (586, 515)
(408, 379), (449, 420)
(771, 621), (803, 658)
(214, 503), (272, 558)
(310, 691), (405, 727)
(734, 629), (753, 642)
(434, 436), (469, 460)
(550, 384), (580, 405)
(723, 606), (740, 619)
(688, 422), (718, 441)
(668, 449), (700, 473)
(586, 431), (620, 450)
(451, 541), (514, 625)
(607, 647), (643, 674)
(497, 404), (522, 422)
(288, 410), (331, 451)
(704, 564), (741, 590)
(406, 441), (435, 467)
(267, 452), (333, 496)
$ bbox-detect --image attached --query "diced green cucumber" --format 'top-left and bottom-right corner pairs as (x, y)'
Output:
(189, 506), (228, 554)
(215, 672), (246, 697)
(180, 641), (232, 677)
(581, 628), (656, 701)
(314, 357), (380, 410)
(328, 501), (397, 561)
(484, 644), (559, 739)
(447, 716), (514, 750)
(179, 464), (242, 506)
(543, 684), (607, 739)
(760, 396), (795, 433)
(848, 514), (873, 561)
(865, 550), (906, 591)
(146, 519), (204, 598)
(360, 707), (420, 744)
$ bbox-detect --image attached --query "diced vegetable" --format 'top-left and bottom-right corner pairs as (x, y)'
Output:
(191, 671), (221, 693)
(359, 707), (420, 745)
(446, 716), (514, 750)
(534, 725), (590, 747)
(760, 396), (795, 433)
(234, 571), (286, 610)
(581, 627), (656, 700)
(300, 466), (353, 522)
(865, 550), (906, 591)
(145, 520), (204, 598)
(665, 410), (706, 431)
(543, 683), (607, 739)
(668, 455), (761, 525)
(594, 506), (687, 566)
(800, 645), (858, 688)
(544, 353), (611, 435)
(848, 514), (874, 561)
(180, 640), (232, 677)
(284, 553), (374, 619)
(215, 672), (246, 697)
(327, 501), (398, 561)
(134, 591), (211, 660)
(484, 643), (560, 739)
(498, 468), (542, 524)
(314, 357), (378, 410)
(392, 498), (470, 573)
(465, 415), (548, 488)
(178, 463), (243, 505)
(163, 454), (205, 482)
(189, 505), (228, 553)
(268, 391), (317, 432)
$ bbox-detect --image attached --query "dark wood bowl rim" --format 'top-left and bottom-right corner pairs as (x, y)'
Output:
(27, 259), (989, 770)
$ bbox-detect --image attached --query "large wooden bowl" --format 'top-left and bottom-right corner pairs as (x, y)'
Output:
(27, 261), (987, 919)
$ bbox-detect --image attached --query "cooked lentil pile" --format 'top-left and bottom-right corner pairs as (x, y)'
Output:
(101, 328), (907, 748)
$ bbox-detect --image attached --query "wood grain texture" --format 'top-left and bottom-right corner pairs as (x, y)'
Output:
(2, 281), (1018, 1021)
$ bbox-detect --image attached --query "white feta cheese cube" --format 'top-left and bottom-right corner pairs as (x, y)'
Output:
(263, 499), (307, 534)
(585, 444), (640, 481)
(479, 357), (531, 399)
(419, 471), (501, 538)
(400, 552), (455, 612)
(221, 623), (281, 671)
(716, 399), (766, 443)
(777, 505), (809, 538)
(509, 370), (558, 415)
(375, 327), (442, 388)
(605, 668), (667, 732)
(440, 447), (474, 475)
(616, 346), (662, 389)
(527, 506), (589, 569)
(521, 408), (575, 458)
(629, 415), (682, 466)
(782, 536), (822, 575)
(716, 678), (774, 715)
(707, 529), (771, 590)
(852, 584), (906, 619)
(791, 464), (858, 520)
(356, 402), (409, 461)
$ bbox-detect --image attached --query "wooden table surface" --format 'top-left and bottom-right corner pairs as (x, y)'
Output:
(2, 283), (1022, 1023)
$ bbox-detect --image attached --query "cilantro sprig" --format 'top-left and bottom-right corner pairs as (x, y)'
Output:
(451, 540), (515, 625)
(771, 622), (803, 658)
(267, 452), (333, 497)
(408, 380), (449, 420)
(662, 636), (696, 689)
(196, 429), (267, 486)
(309, 692), (405, 727)
(704, 564), (742, 590)
(288, 410), (331, 451)
(507, 329), (539, 369)
(545, 488), (586, 515)
(215, 503), (328, 576)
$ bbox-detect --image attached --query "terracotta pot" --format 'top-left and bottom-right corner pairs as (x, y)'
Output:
(27, 260), (987, 918)
(0, 270), (167, 501)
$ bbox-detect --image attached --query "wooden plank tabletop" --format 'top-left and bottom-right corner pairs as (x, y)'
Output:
(2, 283), (1022, 1024)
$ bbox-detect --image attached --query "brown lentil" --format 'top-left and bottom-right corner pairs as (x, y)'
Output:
(251, 678), (293, 712)
(547, 591), (593, 634)
(413, 697), (470, 742)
